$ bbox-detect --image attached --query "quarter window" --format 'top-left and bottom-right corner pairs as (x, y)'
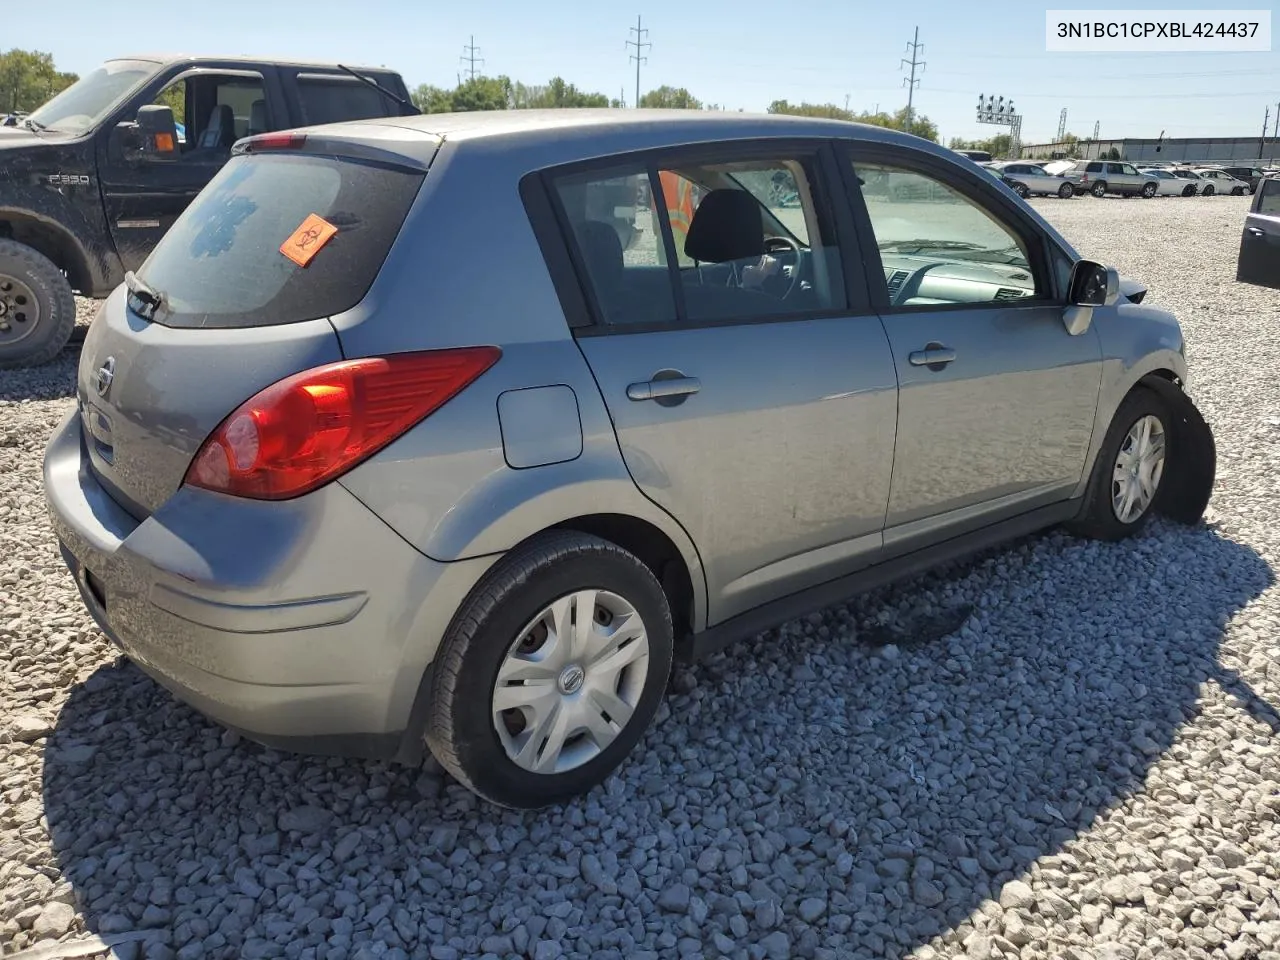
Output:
(853, 161), (1042, 307)
(1258, 179), (1280, 216)
(553, 151), (845, 328)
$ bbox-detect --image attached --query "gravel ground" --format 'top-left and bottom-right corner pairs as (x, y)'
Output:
(3, 194), (1279, 960)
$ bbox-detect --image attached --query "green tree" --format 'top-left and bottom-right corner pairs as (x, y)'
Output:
(639, 86), (701, 109)
(450, 75), (512, 112)
(767, 100), (855, 121)
(411, 83), (454, 113)
(511, 76), (610, 109)
(0, 49), (78, 114)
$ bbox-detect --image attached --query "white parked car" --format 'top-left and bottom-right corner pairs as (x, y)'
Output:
(1190, 168), (1251, 196)
(989, 161), (1077, 199)
(1137, 168), (1200, 197)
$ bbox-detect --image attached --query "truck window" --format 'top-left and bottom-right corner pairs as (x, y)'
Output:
(149, 73), (268, 156)
(296, 77), (389, 125)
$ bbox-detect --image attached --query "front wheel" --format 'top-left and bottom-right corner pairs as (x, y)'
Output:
(1182, 185), (1196, 197)
(1090, 181), (1108, 198)
(0, 239), (76, 370)
(1058, 182), (1075, 199)
(1014, 183), (1030, 199)
(1232, 186), (1246, 196)
(1066, 388), (1171, 542)
(1203, 185), (1215, 196)
(425, 532), (674, 809)
(1142, 182), (1158, 199)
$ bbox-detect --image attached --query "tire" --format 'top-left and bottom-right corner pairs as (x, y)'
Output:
(1066, 387), (1172, 542)
(0, 239), (76, 370)
(1232, 186), (1245, 197)
(1182, 185), (1196, 197)
(1204, 185), (1214, 196)
(425, 531), (674, 809)
(1141, 183), (1157, 199)
(1014, 183), (1030, 199)
(1090, 181), (1108, 198)
(1058, 182), (1075, 199)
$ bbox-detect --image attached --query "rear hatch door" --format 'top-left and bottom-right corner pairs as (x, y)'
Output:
(78, 127), (435, 518)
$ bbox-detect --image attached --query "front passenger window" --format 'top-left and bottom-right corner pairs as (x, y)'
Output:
(853, 161), (1041, 307)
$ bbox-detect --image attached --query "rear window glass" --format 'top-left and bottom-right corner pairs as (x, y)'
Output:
(135, 153), (423, 329)
(297, 78), (389, 125)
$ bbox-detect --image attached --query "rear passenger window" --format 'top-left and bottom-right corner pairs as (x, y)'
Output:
(1258, 180), (1280, 216)
(553, 152), (845, 328)
(296, 76), (389, 125)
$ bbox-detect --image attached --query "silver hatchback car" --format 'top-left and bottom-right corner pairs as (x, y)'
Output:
(44, 111), (1216, 808)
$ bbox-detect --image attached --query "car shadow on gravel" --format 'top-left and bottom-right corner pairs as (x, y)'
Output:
(41, 519), (1274, 960)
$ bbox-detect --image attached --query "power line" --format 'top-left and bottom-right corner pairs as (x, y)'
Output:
(626, 16), (650, 109)
(460, 35), (484, 82)
(900, 26), (925, 128)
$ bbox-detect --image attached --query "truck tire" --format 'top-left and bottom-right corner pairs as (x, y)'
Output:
(0, 239), (76, 369)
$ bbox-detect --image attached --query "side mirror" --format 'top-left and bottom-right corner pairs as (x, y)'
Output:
(115, 104), (179, 163)
(1062, 259), (1120, 335)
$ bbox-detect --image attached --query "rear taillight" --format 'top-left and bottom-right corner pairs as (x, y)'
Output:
(239, 132), (307, 152)
(185, 347), (501, 500)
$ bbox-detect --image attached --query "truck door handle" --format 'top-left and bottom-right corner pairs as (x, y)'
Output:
(626, 375), (701, 402)
(908, 344), (956, 370)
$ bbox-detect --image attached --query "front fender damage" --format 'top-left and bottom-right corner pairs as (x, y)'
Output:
(1141, 374), (1216, 525)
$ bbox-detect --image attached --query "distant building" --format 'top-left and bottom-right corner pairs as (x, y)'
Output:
(1020, 136), (1278, 165)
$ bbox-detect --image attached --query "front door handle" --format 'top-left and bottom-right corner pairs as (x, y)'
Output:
(626, 375), (701, 402)
(1247, 227), (1265, 237)
(908, 344), (956, 370)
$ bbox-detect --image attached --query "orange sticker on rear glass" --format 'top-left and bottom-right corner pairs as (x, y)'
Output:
(280, 214), (338, 267)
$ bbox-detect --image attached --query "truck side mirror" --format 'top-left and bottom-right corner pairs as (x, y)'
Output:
(116, 105), (179, 163)
(1062, 259), (1120, 336)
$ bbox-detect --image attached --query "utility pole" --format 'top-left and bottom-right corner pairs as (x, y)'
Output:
(1057, 107), (1068, 142)
(460, 35), (484, 82)
(900, 27), (925, 131)
(626, 16), (650, 109)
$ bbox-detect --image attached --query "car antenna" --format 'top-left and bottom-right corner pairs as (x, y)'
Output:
(336, 64), (421, 115)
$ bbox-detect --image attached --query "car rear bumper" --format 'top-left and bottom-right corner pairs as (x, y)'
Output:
(43, 408), (493, 760)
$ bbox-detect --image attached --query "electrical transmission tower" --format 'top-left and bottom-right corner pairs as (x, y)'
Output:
(626, 16), (650, 109)
(460, 36), (484, 82)
(1057, 108), (1068, 142)
(900, 26), (925, 130)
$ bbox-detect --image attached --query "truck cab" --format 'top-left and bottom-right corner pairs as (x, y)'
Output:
(0, 54), (415, 368)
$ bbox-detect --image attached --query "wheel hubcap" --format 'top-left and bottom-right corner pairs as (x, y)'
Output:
(0, 273), (41, 346)
(493, 589), (650, 775)
(1111, 414), (1166, 524)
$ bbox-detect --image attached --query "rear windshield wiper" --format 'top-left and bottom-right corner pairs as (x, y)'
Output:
(336, 65), (421, 116)
(124, 271), (165, 319)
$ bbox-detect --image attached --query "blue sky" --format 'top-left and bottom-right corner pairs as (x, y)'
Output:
(7, 0), (1278, 145)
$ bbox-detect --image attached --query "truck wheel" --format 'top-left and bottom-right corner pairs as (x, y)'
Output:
(0, 239), (76, 369)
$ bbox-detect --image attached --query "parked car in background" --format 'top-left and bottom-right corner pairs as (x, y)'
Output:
(954, 148), (992, 162)
(0, 54), (417, 369)
(1217, 166), (1267, 194)
(1041, 159), (1077, 176)
(1063, 160), (1159, 198)
(1237, 176), (1280, 289)
(44, 110), (1217, 809)
(1190, 168), (1251, 196)
(989, 160), (1077, 199)
(1169, 169), (1213, 195)
(1138, 168), (1199, 197)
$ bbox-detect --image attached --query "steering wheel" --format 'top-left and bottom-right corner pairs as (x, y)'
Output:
(760, 235), (803, 299)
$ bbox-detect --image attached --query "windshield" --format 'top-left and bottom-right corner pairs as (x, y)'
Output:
(26, 59), (157, 135)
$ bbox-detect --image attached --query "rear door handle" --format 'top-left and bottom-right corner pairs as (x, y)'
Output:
(908, 345), (956, 369)
(1247, 227), (1265, 237)
(626, 376), (701, 402)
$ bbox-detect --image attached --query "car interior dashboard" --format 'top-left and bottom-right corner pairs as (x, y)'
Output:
(880, 254), (1036, 307)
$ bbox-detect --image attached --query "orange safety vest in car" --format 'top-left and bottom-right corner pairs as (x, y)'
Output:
(659, 171), (696, 247)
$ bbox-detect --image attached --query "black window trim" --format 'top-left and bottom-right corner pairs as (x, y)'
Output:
(836, 141), (1067, 315)
(519, 136), (875, 339)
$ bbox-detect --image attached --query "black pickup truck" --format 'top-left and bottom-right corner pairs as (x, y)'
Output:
(0, 55), (416, 368)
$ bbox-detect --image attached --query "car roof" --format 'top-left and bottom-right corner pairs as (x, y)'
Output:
(108, 54), (398, 73)
(288, 109), (957, 163)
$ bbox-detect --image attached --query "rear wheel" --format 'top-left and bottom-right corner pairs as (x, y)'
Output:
(1141, 182), (1158, 199)
(1232, 186), (1246, 196)
(425, 532), (674, 809)
(1058, 182), (1075, 199)
(0, 239), (76, 370)
(1090, 181), (1108, 198)
(1067, 388), (1171, 542)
